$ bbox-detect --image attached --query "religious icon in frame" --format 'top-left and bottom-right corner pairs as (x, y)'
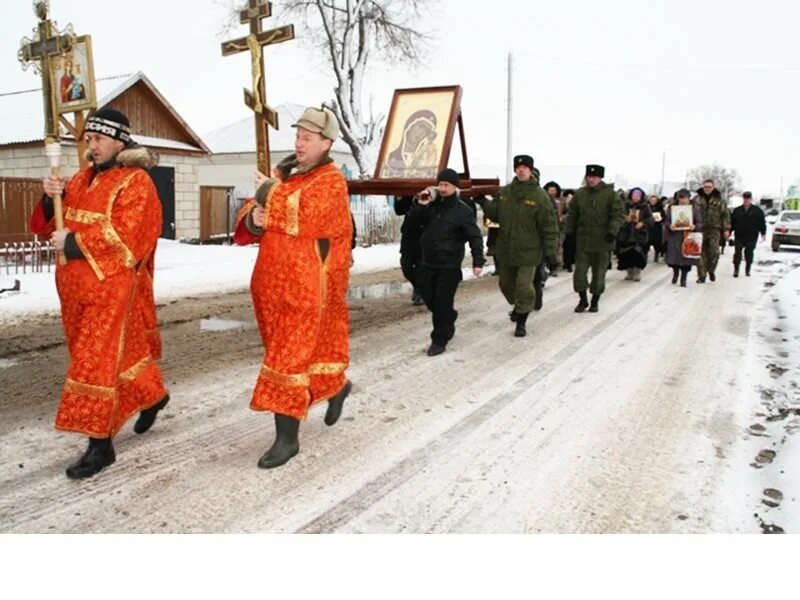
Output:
(52, 35), (97, 115)
(670, 205), (694, 231)
(374, 86), (462, 179)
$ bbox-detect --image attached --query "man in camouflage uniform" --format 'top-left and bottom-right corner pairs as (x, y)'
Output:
(566, 164), (625, 313)
(693, 178), (731, 283)
(478, 155), (558, 337)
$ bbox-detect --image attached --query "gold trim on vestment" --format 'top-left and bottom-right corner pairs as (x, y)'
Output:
(118, 356), (153, 382)
(105, 173), (138, 217)
(286, 189), (301, 236)
(101, 221), (137, 268)
(65, 207), (105, 224)
(308, 362), (348, 376)
(64, 378), (116, 400)
(74, 231), (105, 281)
(260, 364), (310, 387)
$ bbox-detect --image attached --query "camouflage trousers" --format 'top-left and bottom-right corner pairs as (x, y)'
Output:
(697, 229), (722, 278)
(498, 264), (537, 314)
(573, 250), (611, 295)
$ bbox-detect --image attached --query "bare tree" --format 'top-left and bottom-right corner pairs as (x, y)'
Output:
(278, 0), (436, 177)
(687, 164), (743, 201)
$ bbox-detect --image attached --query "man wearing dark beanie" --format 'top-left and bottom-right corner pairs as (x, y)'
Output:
(476, 155), (558, 337)
(405, 168), (485, 356)
(28, 106), (169, 479)
(565, 164), (625, 313)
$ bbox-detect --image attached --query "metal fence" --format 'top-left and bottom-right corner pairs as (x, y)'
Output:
(1, 241), (55, 274)
(351, 200), (402, 246)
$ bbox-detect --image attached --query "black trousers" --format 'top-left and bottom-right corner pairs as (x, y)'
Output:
(418, 267), (462, 347)
(733, 241), (755, 268)
(400, 250), (421, 291)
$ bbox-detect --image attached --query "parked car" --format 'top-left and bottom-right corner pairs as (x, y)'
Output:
(772, 210), (800, 251)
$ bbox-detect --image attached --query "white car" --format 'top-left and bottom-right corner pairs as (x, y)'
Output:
(772, 210), (800, 251)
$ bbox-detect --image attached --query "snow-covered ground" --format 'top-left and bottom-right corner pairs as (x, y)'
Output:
(0, 239), (404, 322)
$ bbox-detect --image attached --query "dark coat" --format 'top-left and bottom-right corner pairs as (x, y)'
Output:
(664, 203), (703, 267)
(731, 204), (766, 247)
(406, 192), (486, 270)
(616, 199), (654, 269)
(395, 196), (424, 256)
(647, 201), (666, 248)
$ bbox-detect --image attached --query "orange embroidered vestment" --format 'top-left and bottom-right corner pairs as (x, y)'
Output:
(30, 165), (167, 437)
(235, 162), (353, 419)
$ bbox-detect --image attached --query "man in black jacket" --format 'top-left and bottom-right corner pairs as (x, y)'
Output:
(406, 168), (485, 356)
(731, 191), (766, 277)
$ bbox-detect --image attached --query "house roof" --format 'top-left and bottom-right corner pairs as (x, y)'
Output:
(203, 103), (352, 155)
(0, 71), (209, 153)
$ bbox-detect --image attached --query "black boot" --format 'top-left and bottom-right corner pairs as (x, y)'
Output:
(324, 380), (352, 426)
(588, 293), (601, 313)
(411, 290), (425, 306)
(508, 309), (518, 322)
(427, 343), (446, 356)
(697, 275), (706, 283)
(533, 282), (543, 311)
(746, 263), (752, 277)
(733, 265), (739, 278)
(258, 414), (300, 469)
(65, 437), (115, 480)
(671, 267), (679, 285)
(133, 395), (170, 434)
(680, 270), (688, 287)
(574, 291), (589, 313)
(709, 271), (716, 282)
(514, 312), (529, 337)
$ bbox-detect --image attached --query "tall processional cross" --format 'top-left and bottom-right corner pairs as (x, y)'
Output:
(221, 0), (295, 175)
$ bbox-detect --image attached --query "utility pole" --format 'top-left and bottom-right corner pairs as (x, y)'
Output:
(660, 150), (666, 195)
(506, 52), (513, 182)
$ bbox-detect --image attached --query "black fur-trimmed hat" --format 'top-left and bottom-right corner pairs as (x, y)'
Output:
(513, 154), (534, 170)
(585, 164), (605, 178)
(84, 107), (132, 144)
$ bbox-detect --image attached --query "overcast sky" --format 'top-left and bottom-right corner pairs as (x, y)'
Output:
(3, 0), (798, 195)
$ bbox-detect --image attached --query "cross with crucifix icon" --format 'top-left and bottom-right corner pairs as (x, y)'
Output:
(18, 0), (77, 266)
(18, 0), (75, 142)
(222, 0), (295, 175)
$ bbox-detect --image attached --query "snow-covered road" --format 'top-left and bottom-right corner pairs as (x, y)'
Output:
(1, 249), (798, 533)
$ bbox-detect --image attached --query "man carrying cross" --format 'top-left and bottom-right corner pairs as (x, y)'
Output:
(234, 106), (353, 469)
(29, 108), (169, 479)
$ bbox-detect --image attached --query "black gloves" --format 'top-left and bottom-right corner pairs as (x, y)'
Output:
(605, 233), (616, 243)
(545, 256), (558, 272)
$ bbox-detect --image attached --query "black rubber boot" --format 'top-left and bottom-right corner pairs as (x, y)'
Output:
(588, 293), (601, 313)
(514, 312), (529, 337)
(66, 437), (115, 480)
(427, 343), (446, 356)
(533, 282), (543, 311)
(324, 380), (352, 426)
(258, 414), (300, 469)
(671, 267), (679, 285)
(574, 291), (589, 313)
(133, 395), (170, 434)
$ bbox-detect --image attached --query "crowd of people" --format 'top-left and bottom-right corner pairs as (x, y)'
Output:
(394, 159), (769, 355)
(30, 105), (770, 478)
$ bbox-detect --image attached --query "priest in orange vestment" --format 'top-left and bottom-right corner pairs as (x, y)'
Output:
(234, 106), (353, 469)
(30, 108), (169, 479)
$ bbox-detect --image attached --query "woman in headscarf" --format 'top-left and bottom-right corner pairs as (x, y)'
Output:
(616, 187), (654, 281)
(664, 188), (703, 287)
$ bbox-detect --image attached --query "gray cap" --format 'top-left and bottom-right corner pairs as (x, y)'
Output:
(292, 106), (340, 140)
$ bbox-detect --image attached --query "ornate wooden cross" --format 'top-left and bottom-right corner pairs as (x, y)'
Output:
(18, 1), (74, 142)
(221, 0), (295, 175)
(18, 1), (76, 265)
